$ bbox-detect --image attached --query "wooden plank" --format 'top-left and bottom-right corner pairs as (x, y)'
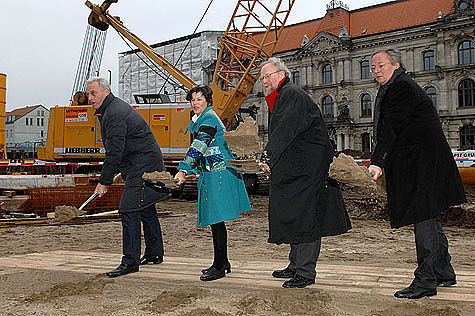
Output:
(0, 250), (473, 302)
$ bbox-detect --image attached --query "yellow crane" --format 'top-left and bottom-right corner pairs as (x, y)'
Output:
(38, 0), (295, 163)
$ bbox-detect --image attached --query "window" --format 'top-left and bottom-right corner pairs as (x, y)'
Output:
(460, 125), (475, 150)
(41, 118), (44, 126)
(37, 118), (40, 126)
(322, 64), (332, 85)
(26, 118), (29, 126)
(424, 86), (438, 110)
(423, 50), (435, 71)
(322, 95), (334, 118)
(361, 93), (372, 117)
(41, 110), (45, 116)
(362, 133), (371, 152)
(292, 71), (300, 86)
(361, 60), (370, 79)
(458, 41), (475, 65)
(41, 130), (44, 138)
(459, 79), (475, 107)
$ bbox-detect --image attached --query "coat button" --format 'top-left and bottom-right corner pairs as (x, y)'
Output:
(204, 190), (207, 193)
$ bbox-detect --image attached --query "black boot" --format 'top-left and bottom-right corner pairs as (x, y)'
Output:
(106, 263), (139, 278)
(200, 266), (225, 281)
(202, 261), (231, 274)
(140, 255), (163, 265)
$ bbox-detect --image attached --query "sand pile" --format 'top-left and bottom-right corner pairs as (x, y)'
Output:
(224, 117), (261, 158)
(329, 153), (387, 220)
(143, 171), (177, 188)
(143, 171), (173, 183)
(54, 205), (82, 222)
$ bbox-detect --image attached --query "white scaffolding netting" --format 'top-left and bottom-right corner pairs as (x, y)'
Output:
(118, 31), (221, 104)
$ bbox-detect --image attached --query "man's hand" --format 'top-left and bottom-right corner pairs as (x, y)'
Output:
(174, 171), (186, 185)
(94, 183), (109, 197)
(368, 165), (383, 181)
(258, 162), (270, 174)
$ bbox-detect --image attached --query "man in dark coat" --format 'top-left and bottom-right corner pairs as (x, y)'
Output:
(368, 48), (467, 299)
(86, 78), (170, 277)
(259, 57), (351, 288)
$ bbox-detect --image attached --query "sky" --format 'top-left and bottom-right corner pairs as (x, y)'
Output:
(0, 0), (383, 111)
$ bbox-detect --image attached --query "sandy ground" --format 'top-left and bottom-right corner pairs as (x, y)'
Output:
(0, 195), (474, 315)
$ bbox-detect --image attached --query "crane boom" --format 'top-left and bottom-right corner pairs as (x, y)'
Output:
(85, 0), (196, 91)
(212, 0), (295, 126)
(85, 0), (295, 127)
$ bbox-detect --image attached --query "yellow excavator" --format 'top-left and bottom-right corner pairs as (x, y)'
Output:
(38, 0), (295, 169)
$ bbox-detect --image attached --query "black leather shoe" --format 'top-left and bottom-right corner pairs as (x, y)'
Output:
(394, 285), (437, 299)
(202, 261), (231, 274)
(282, 274), (315, 288)
(106, 263), (139, 278)
(200, 266), (225, 281)
(437, 279), (456, 287)
(140, 255), (163, 265)
(272, 267), (295, 279)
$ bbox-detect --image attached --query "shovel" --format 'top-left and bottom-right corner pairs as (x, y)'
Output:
(78, 192), (99, 211)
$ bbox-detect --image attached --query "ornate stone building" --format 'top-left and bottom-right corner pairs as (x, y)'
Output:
(244, 0), (475, 153)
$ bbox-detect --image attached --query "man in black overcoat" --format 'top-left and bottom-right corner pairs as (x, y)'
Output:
(259, 57), (351, 288)
(368, 48), (467, 299)
(86, 78), (170, 277)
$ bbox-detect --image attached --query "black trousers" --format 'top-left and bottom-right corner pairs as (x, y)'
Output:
(120, 204), (164, 266)
(412, 217), (456, 289)
(210, 221), (228, 269)
(287, 238), (322, 280)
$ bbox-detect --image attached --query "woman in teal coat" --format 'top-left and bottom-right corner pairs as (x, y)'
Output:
(174, 85), (252, 281)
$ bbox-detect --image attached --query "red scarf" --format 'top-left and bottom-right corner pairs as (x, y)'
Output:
(264, 77), (286, 112)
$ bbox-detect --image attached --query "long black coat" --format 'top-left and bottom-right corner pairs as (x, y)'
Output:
(96, 93), (170, 212)
(371, 70), (466, 228)
(266, 77), (350, 244)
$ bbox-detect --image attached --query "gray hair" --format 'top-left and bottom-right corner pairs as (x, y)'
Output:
(86, 77), (111, 91)
(260, 57), (291, 77)
(371, 47), (405, 68)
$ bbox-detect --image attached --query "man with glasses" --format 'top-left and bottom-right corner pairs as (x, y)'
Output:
(368, 48), (466, 299)
(258, 57), (351, 288)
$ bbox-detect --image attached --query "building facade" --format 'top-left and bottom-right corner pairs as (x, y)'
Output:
(5, 105), (49, 158)
(245, 0), (475, 154)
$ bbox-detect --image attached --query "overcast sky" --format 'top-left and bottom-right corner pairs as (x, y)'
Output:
(0, 0), (382, 111)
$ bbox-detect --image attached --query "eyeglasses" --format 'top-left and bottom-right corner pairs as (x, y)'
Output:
(258, 70), (282, 82)
(370, 63), (388, 73)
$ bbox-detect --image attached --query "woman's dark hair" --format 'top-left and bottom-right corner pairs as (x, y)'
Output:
(186, 85), (213, 106)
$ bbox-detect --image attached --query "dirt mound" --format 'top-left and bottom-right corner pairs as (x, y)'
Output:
(330, 153), (387, 220)
(26, 274), (112, 303)
(54, 205), (82, 221)
(224, 117), (261, 158)
(143, 287), (209, 314)
(443, 203), (475, 228)
(182, 308), (232, 316)
(370, 303), (460, 316)
(236, 288), (336, 316)
(142, 171), (173, 183)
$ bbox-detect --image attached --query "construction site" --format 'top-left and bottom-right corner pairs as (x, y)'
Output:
(0, 0), (474, 315)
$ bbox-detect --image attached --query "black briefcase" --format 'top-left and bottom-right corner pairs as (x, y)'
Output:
(320, 177), (352, 237)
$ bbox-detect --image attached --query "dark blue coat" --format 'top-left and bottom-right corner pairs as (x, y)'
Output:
(96, 93), (170, 212)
